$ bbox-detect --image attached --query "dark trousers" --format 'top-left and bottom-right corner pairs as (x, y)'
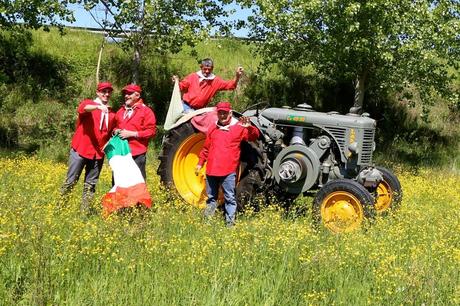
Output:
(61, 148), (104, 213)
(133, 153), (147, 180)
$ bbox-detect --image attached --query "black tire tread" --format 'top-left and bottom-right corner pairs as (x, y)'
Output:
(375, 166), (403, 210)
(157, 122), (197, 185)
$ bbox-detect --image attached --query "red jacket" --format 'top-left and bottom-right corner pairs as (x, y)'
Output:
(180, 73), (237, 109)
(115, 99), (156, 156)
(71, 99), (116, 159)
(198, 120), (260, 176)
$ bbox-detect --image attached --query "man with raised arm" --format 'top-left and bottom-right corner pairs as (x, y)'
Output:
(61, 82), (116, 215)
(172, 58), (244, 112)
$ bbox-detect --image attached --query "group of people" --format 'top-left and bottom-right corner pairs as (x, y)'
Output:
(60, 82), (156, 214)
(62, 58), (259, 226)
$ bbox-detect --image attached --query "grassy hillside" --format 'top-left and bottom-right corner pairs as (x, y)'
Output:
(0, 27), (458, 169)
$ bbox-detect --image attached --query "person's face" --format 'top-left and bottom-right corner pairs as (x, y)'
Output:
(96, 89), (112, 104)
(200, 64), (214, 77)
(217, 110), (232, 125)
(124, 91), (140, 106)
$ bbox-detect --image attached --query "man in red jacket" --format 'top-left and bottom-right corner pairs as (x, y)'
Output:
(195, 101), (259, 226)
(61, 82), (116, 214)
(172, 58), (244, 112)
(114, 84), (156, 180)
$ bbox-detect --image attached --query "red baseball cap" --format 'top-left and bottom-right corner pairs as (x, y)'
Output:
(122, 84), (142, 94)
(216, 101), (232, 112)
(97, 82), (113, 92)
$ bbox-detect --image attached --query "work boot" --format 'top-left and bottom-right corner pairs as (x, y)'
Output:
(225, 212), (236, 228)
(81, 183), (96, 216)
(203, 202), (217, 219)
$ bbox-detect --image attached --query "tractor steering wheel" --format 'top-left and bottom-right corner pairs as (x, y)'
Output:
(242, 101), (270, 114)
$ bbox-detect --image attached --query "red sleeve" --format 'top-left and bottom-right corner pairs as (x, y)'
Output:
(242, 125), (260, 142)
(137, 107), (157, 139)
(198, 127), (214, 166)
(179, 74), (192, 91)
(215, 76), (237, 91)
(77, 99), (94, 115)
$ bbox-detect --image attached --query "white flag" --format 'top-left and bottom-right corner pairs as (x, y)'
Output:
(164, 80), (184, 130)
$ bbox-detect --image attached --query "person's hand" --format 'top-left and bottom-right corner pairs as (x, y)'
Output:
(172, 75), (180, 83)
(195, 164), (202, 176)
(113, 129), (121, 136)
(119, 129), (138, 139)
(235, 66), (244, 79)
(239, 116), (251, 127)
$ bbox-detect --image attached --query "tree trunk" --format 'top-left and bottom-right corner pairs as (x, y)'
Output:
(96, 36), (106, 83)
(353, 72), (367, 109)
(132, 48), (141, 84)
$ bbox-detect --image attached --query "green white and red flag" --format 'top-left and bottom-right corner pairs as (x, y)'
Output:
(102, 135), (151, 217)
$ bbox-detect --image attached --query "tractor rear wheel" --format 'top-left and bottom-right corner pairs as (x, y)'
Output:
(313, 179), (375, 233)
(158, 122), (263, 210)
(374, 167), (402, 213)
(157, 122), (207, 207)
(235, 141), (265, 211)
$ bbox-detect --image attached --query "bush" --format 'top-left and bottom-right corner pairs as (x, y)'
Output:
(14, 101), (75, 151)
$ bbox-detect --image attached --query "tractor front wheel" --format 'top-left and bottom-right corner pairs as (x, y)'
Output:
(313, 179), (375, 233)
(373, 167), (402, 213)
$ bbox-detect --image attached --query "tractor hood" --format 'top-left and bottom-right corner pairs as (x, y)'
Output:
(259, 107), (376, 129)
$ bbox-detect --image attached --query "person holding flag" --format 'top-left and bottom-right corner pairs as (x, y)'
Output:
(172, 58), (244, 112)
(114, 84), (157, 180)
(61, 82), (116, 215)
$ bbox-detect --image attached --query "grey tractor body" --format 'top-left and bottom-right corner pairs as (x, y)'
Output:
(242, 104), (382, 195)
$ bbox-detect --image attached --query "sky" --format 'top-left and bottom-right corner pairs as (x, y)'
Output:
(66, 2), (252, 38)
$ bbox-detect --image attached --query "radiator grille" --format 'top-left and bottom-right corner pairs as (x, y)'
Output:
(324, 127), (347, 152)
(360, 129), (375, 165)
(325, 126), (375, 165)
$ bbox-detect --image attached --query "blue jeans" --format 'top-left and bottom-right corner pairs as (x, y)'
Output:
(205, 173), (237, 224)
(182, 101), (194, 113)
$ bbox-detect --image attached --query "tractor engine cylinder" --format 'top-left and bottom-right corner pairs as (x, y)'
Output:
(290, 127), (306, 145)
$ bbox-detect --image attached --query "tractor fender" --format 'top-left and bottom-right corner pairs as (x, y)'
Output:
(167, 107), (216, 134)
(168, 107), (264, 138)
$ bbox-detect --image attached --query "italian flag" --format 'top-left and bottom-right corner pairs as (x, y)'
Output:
(102, 135), (152, 217)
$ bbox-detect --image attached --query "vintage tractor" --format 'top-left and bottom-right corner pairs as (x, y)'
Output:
(157, 103), (402, 233)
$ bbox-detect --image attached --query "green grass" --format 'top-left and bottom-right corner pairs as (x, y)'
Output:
(0, 157), (458, 305)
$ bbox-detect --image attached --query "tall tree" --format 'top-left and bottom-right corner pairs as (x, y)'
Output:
(83, 0), (233, 83)
(0, 0), (77, 30)
(238, 0), (460, 111)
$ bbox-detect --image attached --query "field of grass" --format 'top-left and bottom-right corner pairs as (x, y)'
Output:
(0, 155), (458, 305)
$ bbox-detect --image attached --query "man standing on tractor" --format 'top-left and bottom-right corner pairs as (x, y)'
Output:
(195, 101), (260, 227)
(61, 82), (117, 215)
(114, 84), (157, 180)
(172, 58), (244, 112)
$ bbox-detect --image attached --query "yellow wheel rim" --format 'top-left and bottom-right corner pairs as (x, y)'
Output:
(375, 180), (392, 213)
(172, 132), (207, 208)
(321, 191), (365, 233)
